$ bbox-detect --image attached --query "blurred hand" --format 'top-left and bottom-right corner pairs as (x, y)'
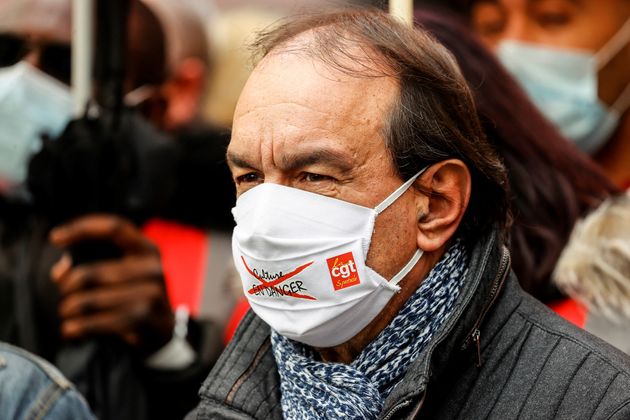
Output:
(50, 214), (174, 355)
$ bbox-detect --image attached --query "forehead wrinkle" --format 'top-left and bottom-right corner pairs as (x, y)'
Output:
(241, 48), (395, 123)
(236, 99), (374, 131)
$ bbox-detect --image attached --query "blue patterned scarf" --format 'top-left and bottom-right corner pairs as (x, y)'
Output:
(271, 241), (469, 419)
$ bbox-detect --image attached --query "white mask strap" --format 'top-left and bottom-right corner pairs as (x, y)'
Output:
(390, 249), (423, 286)
(374, 167), (427, 215)
(612, 80), (630, 115)
(596, 18), (630, 70)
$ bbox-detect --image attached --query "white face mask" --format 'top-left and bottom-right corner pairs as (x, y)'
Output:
(497, 18), (630, 154)
(231, 170), (425, 347)
(0, 62), (72, 186)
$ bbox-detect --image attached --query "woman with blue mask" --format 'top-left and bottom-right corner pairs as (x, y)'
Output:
(425, 0), (630, 188)
(497, 19), (630, 155)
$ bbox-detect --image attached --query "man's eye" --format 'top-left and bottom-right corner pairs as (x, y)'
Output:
(302, 172), (333, 183)
(236, 172), (262, 184)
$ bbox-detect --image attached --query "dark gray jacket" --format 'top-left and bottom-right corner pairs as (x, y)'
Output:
(191, 228), (630, 419)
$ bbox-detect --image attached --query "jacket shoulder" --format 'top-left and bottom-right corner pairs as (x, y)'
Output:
(0, 342), (94, 419)
(466, 279), (630, 420)
(195, 311), (283, 420)
(515, 293), (630, 419)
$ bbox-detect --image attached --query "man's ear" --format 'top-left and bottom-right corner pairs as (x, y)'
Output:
(163, 57), (206, 130)
(415, 159), (471, 252)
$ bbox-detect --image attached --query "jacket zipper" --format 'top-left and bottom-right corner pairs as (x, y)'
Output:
(382, 247), (510, 419)
(461, 247), (511, 366)
(381, 389), (427, 420)
(382, 398), (414, 420)
(472, 329), (481, 367)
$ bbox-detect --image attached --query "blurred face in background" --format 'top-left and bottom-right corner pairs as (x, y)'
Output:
(0, 0), (74, 188)
(0, 0), (206, 132)
(0, 0), (72, 81)
(0, 0), (166, 188)
(472, 0), (630, 51)
(472, 0), (630, 106)
(470, 0), (630, 155)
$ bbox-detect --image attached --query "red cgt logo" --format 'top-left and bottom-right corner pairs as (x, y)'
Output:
(327, 252), (361, 291)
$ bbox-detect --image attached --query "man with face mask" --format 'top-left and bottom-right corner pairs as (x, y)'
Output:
(189, 9), (630, 420)
(425, 0), (630, 188)
(0, 0), (236, 419)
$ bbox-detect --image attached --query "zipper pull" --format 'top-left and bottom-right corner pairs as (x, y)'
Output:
(472, 329), (481, 367)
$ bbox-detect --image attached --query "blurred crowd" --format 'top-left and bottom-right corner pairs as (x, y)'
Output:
(0, 0), (629, 419)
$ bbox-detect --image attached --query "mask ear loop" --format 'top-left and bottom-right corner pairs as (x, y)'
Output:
(595, 18), (630, 119)
(611, 83), (630, 116)
(374, 166), (428, 215)
(374, 167), (428, 286)
(390, 249), (424, 286)
(596, 18), (630, 71)
(597, 17), (630, 116)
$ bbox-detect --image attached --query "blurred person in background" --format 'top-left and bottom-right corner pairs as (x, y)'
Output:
(415, 1), (630, 353)
(0, 0), (238, 418)
(202, 7), (282, 128)
(0, 341), (95, 419)
(413, 9), (620, 304)
(420, 0), (630, 189)
(554, 192), (630, 352)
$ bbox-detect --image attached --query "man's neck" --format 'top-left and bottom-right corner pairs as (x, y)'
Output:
(596, 112), (630, 188)
(315, 249), (444, 364)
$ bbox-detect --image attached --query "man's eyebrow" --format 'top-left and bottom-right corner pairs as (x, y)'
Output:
(226, 152), (256, 169)
(226, 148), (355, 173)
(280, 149), (354, 173)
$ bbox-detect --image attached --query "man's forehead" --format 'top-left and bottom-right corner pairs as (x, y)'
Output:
(231, 39), (398, 171)
(0, 0), (71, 43)
(235, 41), (398, 129)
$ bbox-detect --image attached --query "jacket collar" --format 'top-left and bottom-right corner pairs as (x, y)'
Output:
(379, 226), (511, 418)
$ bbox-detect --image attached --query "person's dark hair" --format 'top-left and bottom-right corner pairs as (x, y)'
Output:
(414, 9), (619, 301)
(253, 8), (510, 243)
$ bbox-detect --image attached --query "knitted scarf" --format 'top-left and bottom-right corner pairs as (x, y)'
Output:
(271, 241), (468, 419)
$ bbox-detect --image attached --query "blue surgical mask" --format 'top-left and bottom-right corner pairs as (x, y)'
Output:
(497, 19), (630, 154)
(0, 62), (72, 187)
